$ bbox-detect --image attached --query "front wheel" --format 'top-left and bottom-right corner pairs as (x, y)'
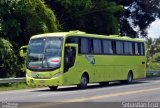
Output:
(77, 74), (88, 89)
(49, 86), (58, 91)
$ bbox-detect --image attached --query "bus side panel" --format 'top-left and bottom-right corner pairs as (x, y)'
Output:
(63, 54), (95, 85)
(91, 55), (146, 82)
(62, 54), (146, 85)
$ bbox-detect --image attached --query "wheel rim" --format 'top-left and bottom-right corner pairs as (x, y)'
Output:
(82, 76), (87, 85)
(128, 74), (132, 83)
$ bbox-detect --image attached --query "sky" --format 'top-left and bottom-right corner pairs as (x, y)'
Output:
(148, 19), (160, 39)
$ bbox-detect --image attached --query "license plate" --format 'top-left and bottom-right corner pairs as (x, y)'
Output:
(40, 80), (45, 83)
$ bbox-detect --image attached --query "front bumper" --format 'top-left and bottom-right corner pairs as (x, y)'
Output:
(26, 75), (63, 87)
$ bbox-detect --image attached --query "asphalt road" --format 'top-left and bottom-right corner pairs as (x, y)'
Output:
(0, 77), (160, 108)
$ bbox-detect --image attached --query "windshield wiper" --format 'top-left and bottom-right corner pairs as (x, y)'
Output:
(44, 54), (50, 68)
(42, 54), (44, 68)
(43, 49), (51, 68)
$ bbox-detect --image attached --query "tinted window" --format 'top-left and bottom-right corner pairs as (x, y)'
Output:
(124, 42), (133, 55)
(103, 40), (113, 54)
(141, 43), (144, 55)
(88, 39), (93, 53)
(116, 41), (123, 54)
(135, 43), (139, 55)
(93, 39), (102, 54)
(81, 38), (89, 53)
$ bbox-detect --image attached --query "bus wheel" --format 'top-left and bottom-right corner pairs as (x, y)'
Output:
(77, 74), (88, 89)
(99, 82), (109, 86)
(49, 86), (58, 90)
(127, 72), (133, 83)
(121, 72), (133, 84)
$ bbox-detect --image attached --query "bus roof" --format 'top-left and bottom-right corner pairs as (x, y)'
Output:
(30, 31), (144, 42)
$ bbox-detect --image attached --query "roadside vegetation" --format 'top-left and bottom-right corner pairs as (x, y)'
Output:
(146, 37), (160, 70)
(0, 83), (37, 91)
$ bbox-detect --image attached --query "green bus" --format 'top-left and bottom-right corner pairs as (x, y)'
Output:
(26, 31), (146, 90)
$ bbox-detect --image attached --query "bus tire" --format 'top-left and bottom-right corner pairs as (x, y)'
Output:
(77, 74), (88, 89)
(99, 82), (109, 86)
(49, 86), (58, 90)
(127, 72), (133, 83)
(121, 72), (133, 84)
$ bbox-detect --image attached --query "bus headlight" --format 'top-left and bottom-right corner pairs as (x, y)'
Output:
(52, 72), (62, 78)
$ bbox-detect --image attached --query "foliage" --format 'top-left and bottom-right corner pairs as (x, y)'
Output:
(45, 0), (123, 35)
(146, 37), (160, 70)
(0, 82), (37, 91)
(0, 0), (59, 45)
(153, 53), (160, 63)
(116, 0), (160, 38)
(148, 61), (160, 70)
(0, 0), (59, 78)
(0, 38), (17, 78)
(0, 0), (160, 78)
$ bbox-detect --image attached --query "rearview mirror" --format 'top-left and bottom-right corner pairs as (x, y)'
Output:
(19, 45), (28, 57)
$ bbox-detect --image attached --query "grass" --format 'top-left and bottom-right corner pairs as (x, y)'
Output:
(0, 83), (36, 91)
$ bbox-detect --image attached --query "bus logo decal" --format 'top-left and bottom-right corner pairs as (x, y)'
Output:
(85, 55), (95, 65)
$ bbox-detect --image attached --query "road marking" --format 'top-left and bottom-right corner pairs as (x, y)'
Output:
(20, 87), (160, 108)
(65, 87), (160, 102)
(0, 87), (48, 95)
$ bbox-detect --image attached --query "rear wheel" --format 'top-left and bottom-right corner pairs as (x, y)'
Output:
(127, 72), (133, 83)
(121, 72), (133, 84)
(49, 86), (58, 90)
(77, 74), (88, 89)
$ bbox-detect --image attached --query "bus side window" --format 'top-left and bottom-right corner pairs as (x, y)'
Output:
(135, 43), (139, 55)
(88, 39), (93, 53)
(115, 41), (124, 55)
(124, 42), (133, 55)
(93, 39), (102, 54)
(80, 38), (89, 54)
(112, 40), (116, 54)
(103, 40), (113, 54)
(140, 43), (144, 55)
(138, 43), (144, 55)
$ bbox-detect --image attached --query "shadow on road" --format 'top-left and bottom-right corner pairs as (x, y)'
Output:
(31, 80), (150, 92)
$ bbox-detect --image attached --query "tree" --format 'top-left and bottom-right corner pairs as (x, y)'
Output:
(0, 0), (59, 46)
(45, 0), (122, 35)
(0, 0), (60, 78)
(146, 37), (160, 70)
(153, 53), (160, 62)
(0, 38), (17, 78)
(116, 0), (160, 38)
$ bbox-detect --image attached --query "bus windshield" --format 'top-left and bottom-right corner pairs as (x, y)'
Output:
(27, 37), (63, 70)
